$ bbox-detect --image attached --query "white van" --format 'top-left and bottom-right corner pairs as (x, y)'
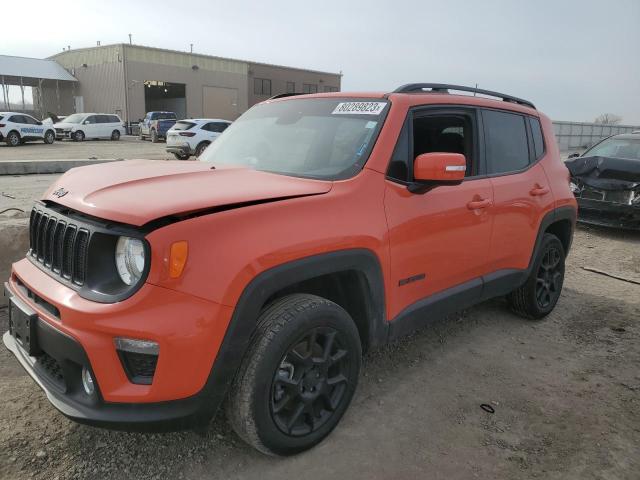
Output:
(53, 113), (125, 141)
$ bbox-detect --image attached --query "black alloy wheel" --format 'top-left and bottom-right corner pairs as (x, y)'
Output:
(271, 327), (350, 437)
(535, 245), (562, 309)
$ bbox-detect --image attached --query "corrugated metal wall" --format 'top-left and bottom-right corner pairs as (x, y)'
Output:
(552, 121), (639, 152)
(51, 45), (126, 118)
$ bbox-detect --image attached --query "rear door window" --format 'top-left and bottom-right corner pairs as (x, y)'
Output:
(482, 109), (529, 174)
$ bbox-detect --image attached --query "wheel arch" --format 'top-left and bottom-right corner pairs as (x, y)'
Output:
(194, 249), (387, 419)
(529, 206), (576, 271)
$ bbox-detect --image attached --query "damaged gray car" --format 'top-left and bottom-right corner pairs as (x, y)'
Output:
(566, 133), (640, 230)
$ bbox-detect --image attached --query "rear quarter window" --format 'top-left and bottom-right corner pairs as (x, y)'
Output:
(529, 117), (545, 159)
(483, 109), (529, 174)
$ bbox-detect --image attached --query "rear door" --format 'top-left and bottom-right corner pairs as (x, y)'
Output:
(483, 109), (555, 273)
(384, 106), (494, 318)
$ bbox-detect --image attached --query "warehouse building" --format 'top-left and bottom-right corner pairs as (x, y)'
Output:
(49, 44), (342, 122)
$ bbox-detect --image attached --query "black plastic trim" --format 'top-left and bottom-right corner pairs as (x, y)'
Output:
(27, 201), (151, 304)
(392, 83), (536, 109)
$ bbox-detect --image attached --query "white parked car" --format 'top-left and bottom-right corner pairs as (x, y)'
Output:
(166, 118), (232, 159)
(53, 113), (125, 141)
(0, 112), (56, 146)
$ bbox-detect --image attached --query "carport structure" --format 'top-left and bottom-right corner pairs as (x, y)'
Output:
(0, 55), (77, 119)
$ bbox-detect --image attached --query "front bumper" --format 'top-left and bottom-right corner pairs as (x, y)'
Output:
(55, 130), (72, 140)
(576, 197), (640, 230)
(3, 259), (235, 431)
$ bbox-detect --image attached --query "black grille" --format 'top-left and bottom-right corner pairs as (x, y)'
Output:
(36, 352), (66, 390)
(118, 351), (158, 384)
(29, 207), (90, 286)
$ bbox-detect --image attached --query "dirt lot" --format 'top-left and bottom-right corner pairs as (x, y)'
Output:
(0, 137), (172, 161)
(0, 225), (639, 480)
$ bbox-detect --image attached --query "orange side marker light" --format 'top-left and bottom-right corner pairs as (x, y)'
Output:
(169, 241), (189, 278)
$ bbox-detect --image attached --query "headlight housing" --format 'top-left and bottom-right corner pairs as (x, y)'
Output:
(115, 236), (146, 286)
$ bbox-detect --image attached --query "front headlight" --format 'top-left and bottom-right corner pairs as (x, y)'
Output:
(115, 236), (146, 285)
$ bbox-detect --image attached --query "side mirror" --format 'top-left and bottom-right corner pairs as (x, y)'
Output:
(409, 152), (466, 193)
(36, 121), (43, 126)
(567, 152), (580, 159)
(83, 120), (90, 125)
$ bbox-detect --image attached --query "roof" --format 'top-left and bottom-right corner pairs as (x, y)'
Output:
(0, 55), (77, 81)
(50, 43), (341, 77)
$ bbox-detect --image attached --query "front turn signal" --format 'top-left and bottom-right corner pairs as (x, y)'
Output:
(169, 241), (189, 278)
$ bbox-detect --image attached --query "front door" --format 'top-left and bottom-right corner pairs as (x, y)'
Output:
(384, 108), (494, 319)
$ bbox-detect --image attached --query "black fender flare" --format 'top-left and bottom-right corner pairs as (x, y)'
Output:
(527, 205), (577, 273)
(196, 248), (386, 418)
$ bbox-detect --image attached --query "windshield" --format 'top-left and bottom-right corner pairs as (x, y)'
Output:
(584, 137), (640, 160)
(63, 113), (86, 124)
(198, 98), (388, 180)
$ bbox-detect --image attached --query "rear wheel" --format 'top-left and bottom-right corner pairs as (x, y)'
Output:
(226, 294), (361, 456)
(111, 130), (120, 141)
(43, 130), (55, 144)
(150, 129), (158, 143)
(73, 130), (85, 142)
(195, 141), (210, 158)
(508, 233), (565, 319)
(5, 131), (20, 146)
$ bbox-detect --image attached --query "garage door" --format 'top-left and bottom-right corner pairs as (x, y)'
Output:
(202, 86), (239, 121)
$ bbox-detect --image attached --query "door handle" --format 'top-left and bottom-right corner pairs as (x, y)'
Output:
(530, 185), (550, 196)
(467, 198), (492, 210)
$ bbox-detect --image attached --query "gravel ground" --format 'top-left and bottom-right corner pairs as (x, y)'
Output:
(0, 137), (172, 162)
(0, 225), (639, 480)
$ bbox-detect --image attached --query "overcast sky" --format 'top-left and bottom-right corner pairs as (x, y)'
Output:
(4, 0), (639, 123)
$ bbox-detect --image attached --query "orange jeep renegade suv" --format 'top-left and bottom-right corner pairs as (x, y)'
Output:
(4, 84), (577, 455)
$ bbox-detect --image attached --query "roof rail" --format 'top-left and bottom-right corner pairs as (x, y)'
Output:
(268, 93), (305, 100)
(392, 83), (535, 109)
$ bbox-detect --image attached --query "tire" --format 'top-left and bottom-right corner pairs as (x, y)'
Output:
(173, 152), (190, 160)
(508, 233), (565, 320)
(226, 294), (362, 456)
(43, 130), (55, 144)
(150, 129), (158, 143)
(73, 130), (85, 142)
(111, 130), (120, 141)
(5, 131), (20, 147)
(195, 141), (210, 158)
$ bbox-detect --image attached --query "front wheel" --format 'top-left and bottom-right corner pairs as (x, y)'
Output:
(43, 130), (55, 144)
(111, 130), (120, 141)
(226, 294), (361, 456)
(508, 233), (565, 319)
(173, 152), (190, 160)
(150, 129), (158, 143)
(73, 130), (85, 142)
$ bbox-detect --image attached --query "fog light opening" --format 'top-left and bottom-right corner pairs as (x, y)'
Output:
(81, 367), (95, 395)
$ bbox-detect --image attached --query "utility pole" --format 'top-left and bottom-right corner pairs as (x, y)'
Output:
(128, 34), (132, 45)
(190, 43), (193, 53)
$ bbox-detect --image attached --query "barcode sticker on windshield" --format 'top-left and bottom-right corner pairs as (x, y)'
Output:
(332, 102), (387, 115)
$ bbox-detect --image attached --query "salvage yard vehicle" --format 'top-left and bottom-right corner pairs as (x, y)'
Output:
(0, 112), (56, 146)
(566, 132), (640, 229)
(3, 84), (577, 456)
(139, 111), (177, 143)
(53, 113), (125, 141)
(166, 118), (232, 159)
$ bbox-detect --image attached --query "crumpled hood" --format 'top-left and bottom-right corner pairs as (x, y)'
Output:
(566, 155), (640, 191)
(43, 160), (332, 226)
